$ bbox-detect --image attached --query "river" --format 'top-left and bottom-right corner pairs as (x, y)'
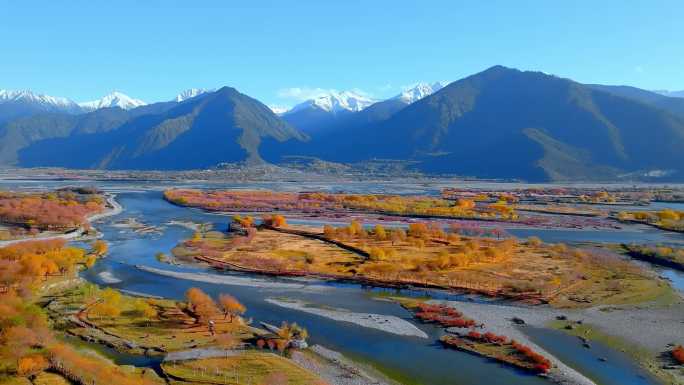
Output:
(1, 180), (679, 385)
(79, 189), (670, 385)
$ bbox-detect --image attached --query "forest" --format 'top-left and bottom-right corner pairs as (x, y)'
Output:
(164, 189), (517, 221)
(0, 190), (104, 238)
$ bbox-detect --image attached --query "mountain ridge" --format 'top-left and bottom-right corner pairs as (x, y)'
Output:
(271, 66), (684, 181)
(79, 91), (146, 111)
(17, 86), (307, 170)
(2, 67), (684, 181)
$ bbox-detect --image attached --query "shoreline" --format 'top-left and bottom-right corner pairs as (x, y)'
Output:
(432, 300), (596, 385)
(292, 344), (400, 385)
(191, 252), (531, 301)
(434, 299), (684, 385)
(135, 264), (331, 291)
(265, 298), (429, 338)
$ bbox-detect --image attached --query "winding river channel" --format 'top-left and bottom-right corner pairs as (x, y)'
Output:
(4, 180), (684, 385)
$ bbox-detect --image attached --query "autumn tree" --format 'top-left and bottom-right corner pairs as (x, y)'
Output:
(373, 225), (387, 241)
(657, 209), (679, 221)
(390, 228), (406, 245)
(368, 247), (386, 261)
(17, 354), (48, 376)
(218, 293), (246, 322)
(90, 288), (122, 319)
(90, 240), (108, 256)
(349, 220), (363, 236)
(527, 236), (542, 247)
(185, 287), (219, 323)
(272, 215), (287, 227)
(133, 299), (157, 319)
(408, 223), (428, 239)
(323, 225), (335, 238)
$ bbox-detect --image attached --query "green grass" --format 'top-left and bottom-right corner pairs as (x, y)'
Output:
(162, 351), (323, 385)
(336, 350), (421, 385)
(50, 284), (252, 353)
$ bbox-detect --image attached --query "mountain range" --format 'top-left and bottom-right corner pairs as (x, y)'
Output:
(1, 66), (683, 182)
(0, 89), (214, 123)
(79, 91), (146, 111)
(280, 83), (444, 134)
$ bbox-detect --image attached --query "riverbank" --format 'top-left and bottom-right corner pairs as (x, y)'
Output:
(136, 265), (331, 291)
(622, 244), (684, 272)
(266, 298), (428, 338)
(433, 299), (684, 385)
(292, 345), (401, 385)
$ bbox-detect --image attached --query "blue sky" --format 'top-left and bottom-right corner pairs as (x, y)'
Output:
(1, 1), (682, 107)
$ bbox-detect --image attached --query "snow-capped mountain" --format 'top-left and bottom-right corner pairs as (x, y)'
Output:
(175, 88), (213, 102)
(79, 91), (146, 111)
(268, 105), (290, 115)
(0, 89), (84, 123)
(0, 89), (80, 110)
(654, 90), (684, 98)
(288, 90), (375, 115)
(393, 82), (445, 104)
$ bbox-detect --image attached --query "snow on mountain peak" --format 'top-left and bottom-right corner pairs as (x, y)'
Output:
(268, 105), (290, 115)
(394, 82), (445, 104)
(289, 90), (375, 114)
(654, 89), (684, 98)
(175, 88), (213, 102)
(0, 89), (78, 108)
(79, 91), (146, 111)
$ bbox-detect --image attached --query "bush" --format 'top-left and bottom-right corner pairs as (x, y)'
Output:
(673, 345), (684, 364)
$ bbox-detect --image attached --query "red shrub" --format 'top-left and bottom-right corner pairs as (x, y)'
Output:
(467, 331), (482, 340)
(413, 304), (476, 329)
(511, 342), (551, 372)
(673, 345), (684, 364)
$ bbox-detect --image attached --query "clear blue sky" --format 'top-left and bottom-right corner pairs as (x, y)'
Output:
(1, 0), (682, 106)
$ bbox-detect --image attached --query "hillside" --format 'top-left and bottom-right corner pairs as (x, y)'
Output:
(3, 67), (684, 181)
(0, 102), (176, 165)
(588, 84), (684, 119)
(17, 87), (307, 170)
(271, 66), (684, 181)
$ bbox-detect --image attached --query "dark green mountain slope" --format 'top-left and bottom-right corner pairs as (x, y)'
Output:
(278, 66), (684, 181)
(18, 87), (306, 170)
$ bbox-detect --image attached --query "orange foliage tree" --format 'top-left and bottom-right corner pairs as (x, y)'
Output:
(17, 354), (48, 376)
(218, 293), (246, 322)
(0, 190), (104, 231)
(185, 288), (219, 323)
